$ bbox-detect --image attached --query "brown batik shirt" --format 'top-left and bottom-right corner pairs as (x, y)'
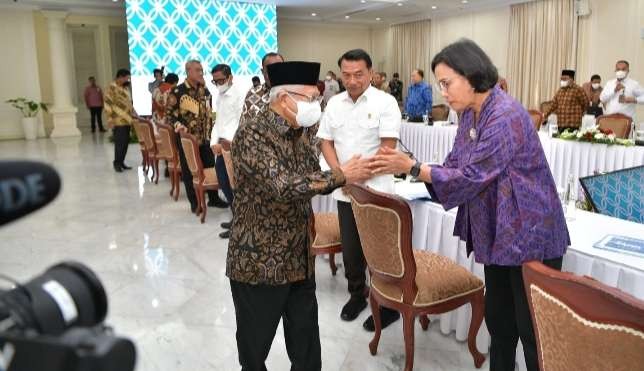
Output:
(543, 82), (588, 129)
(227, 104), (345, 285)
(166, 80), (213, 142)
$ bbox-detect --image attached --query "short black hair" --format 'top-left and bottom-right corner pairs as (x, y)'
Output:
(414, 69), (425, 79)
(338, 49), (372, 69)
(393, 72), (399, 78)
(431, 39), (498, 93)
(116, 68), (131, 78)
(591, 74), (601, 81)
(153, 68), (163, 75)
(165, 73), (179, 84)
(88, 76), (95, 80)
(211, 64), (232, 77)
(262, 52), (284, 67)
(616, 60), (629, 68)
(252, 76), (260, 83)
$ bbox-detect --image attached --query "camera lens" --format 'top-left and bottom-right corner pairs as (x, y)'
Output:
(0, 261), (107, 335)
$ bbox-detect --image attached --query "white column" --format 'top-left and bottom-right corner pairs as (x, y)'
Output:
(42, 10), (81, 137)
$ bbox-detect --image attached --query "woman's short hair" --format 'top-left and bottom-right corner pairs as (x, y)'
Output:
(431, 39), (498, 93)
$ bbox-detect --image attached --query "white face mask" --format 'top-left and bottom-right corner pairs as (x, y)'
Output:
(592, 83), (600, 90)
(616, 70), (628, 80)
(287, 94), (322, 128)
(325, 75), (332, 81)
(560, 80), (569, 88)
(217, 82), (231, 94)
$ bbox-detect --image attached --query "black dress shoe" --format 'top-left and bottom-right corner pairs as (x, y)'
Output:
(190, 204), (198, 214)
(220, 221), (232, 229)
(121, 164), (132, 170)
(113, 165), (123, 173)
(99, 128), (107, 132)
(363, 308), (400, 332)
(219, 230), (231, 239)
(207, 198), (228, 208)
(340, 297), (367, 321)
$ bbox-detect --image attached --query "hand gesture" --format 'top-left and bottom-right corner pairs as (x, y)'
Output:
(340, 155), (373, 185)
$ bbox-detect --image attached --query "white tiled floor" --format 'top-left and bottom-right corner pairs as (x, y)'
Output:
(0, 134), (489, 371)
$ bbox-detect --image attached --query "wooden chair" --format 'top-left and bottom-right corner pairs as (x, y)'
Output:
(137, 119), (159, 182)
(540, 100), (553, 115)
(346, 184), (486, 371)
(156, 123), (182, 200)
(528, 109), (544, 131)
(431, 104), (449, 121)
(522, 261), (644, 371)
(131, 120), (149, 172)
(179, 132), (219, 224)
(222, 147), (343, 275)
(596, 113), (632, 139)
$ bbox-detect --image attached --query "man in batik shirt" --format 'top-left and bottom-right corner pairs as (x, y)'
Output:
(227, 61), (372, 371)
(166, 60), (226, 212)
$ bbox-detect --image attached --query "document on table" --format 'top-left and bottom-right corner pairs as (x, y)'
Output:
(395, 181), (432, 201)
(593, 234), (644, 258)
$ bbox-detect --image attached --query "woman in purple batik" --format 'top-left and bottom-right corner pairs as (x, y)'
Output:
(370, 39), (569, 371)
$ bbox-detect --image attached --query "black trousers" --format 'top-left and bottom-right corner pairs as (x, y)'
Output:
(215, 154), (233, 205)
(89, 106), (104, 130)
(176, 137), (218, 209)
(484, 257), (563, 371)
(112, 126), (130, 167)
(230, 278), (321, 371)
(337, 201), (367, 299)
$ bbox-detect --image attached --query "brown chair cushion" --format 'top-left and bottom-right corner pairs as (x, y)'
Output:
(180, 137), (199, 175)
(156, 132), (172, 159)
(201, 167), (218, 187)
(597, 115), (632, 139)
(371, 250), (484, 306)
(312, 213), (341, 249)
(530, 284), (644, 371)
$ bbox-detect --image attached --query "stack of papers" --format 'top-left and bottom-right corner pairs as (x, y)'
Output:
(594, 234), (644, 258)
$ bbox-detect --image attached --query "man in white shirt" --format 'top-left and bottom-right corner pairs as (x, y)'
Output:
(600, 60), (644, 121)
(317, 49), (402, 331)
(210, 63), (245, 239)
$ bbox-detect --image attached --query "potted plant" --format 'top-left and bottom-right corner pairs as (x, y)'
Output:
(5, 98), (49, 140)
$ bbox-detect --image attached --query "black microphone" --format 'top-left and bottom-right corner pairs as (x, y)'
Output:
(0, 161), (61, 226)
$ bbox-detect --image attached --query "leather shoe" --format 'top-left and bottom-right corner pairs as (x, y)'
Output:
(220, 221), (232, 229)
(113, 165), (123, 173)
(340, 297), (367, 321)
(121, 163), (132, 170)
(207, 198), (228, 208)
(363, 308), (400, 332)
(219, 230), (231, 239)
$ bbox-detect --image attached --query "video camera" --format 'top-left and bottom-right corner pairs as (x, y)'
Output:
(0, 161), (136, 371)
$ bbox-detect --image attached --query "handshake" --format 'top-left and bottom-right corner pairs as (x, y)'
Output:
(339, 147), (416, 185)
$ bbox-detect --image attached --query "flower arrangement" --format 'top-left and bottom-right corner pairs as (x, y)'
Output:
(558, 125), (634, 146)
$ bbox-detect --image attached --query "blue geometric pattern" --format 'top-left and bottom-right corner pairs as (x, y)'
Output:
(125, 0), (277, 76)
(580, 166), (643, 224)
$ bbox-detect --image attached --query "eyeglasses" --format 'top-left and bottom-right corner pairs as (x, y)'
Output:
(436, 77), (455, 92)
(286, 90), (323, 104)
(211, 77), (228, 86)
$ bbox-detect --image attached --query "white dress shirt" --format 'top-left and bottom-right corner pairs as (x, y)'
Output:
(210, 83), (245, 146)
(599, 77), (644, 120)
(317, 86), (401, 202)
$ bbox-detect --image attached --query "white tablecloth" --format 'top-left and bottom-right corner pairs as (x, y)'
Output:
(311, 190), (644, 370)
(537, 132), (644, 189)
(400, 121), (458, 163)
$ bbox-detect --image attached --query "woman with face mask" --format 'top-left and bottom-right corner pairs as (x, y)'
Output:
(323, 70), (340, 106)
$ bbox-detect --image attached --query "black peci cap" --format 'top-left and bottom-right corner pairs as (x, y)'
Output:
(267, 61), (320, 87)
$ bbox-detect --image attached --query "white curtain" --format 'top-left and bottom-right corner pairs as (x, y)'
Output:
(507, 0), (577, 110)
(390, 20), (432, 100)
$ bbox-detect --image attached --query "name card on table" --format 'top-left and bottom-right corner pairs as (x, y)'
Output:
(594, 234), (644, 258)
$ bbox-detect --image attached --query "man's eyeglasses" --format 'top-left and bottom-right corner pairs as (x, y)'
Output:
(286, 90), (323, 104)
(211, 77), (228, 85)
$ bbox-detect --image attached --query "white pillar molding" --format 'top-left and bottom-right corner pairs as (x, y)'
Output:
(42, 10), (81, 137)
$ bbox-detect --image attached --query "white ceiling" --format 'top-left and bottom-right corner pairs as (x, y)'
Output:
(11, 0), (533, 24)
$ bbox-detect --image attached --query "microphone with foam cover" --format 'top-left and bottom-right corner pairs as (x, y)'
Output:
(0, 161), (61, 226)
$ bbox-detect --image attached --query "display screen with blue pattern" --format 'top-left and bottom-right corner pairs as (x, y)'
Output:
(580, 165), (643, 224)
(125, 0), (277, 114)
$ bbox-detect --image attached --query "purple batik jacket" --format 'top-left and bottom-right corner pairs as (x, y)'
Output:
(428, 87), (569, 266)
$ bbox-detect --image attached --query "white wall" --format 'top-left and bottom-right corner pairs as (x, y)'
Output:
(277, 19), (373, 78)
(0, 9), (44, 140)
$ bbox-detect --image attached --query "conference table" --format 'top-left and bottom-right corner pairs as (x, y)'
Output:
(312, 184), (644, 370)
(400, 121), (644, 190)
